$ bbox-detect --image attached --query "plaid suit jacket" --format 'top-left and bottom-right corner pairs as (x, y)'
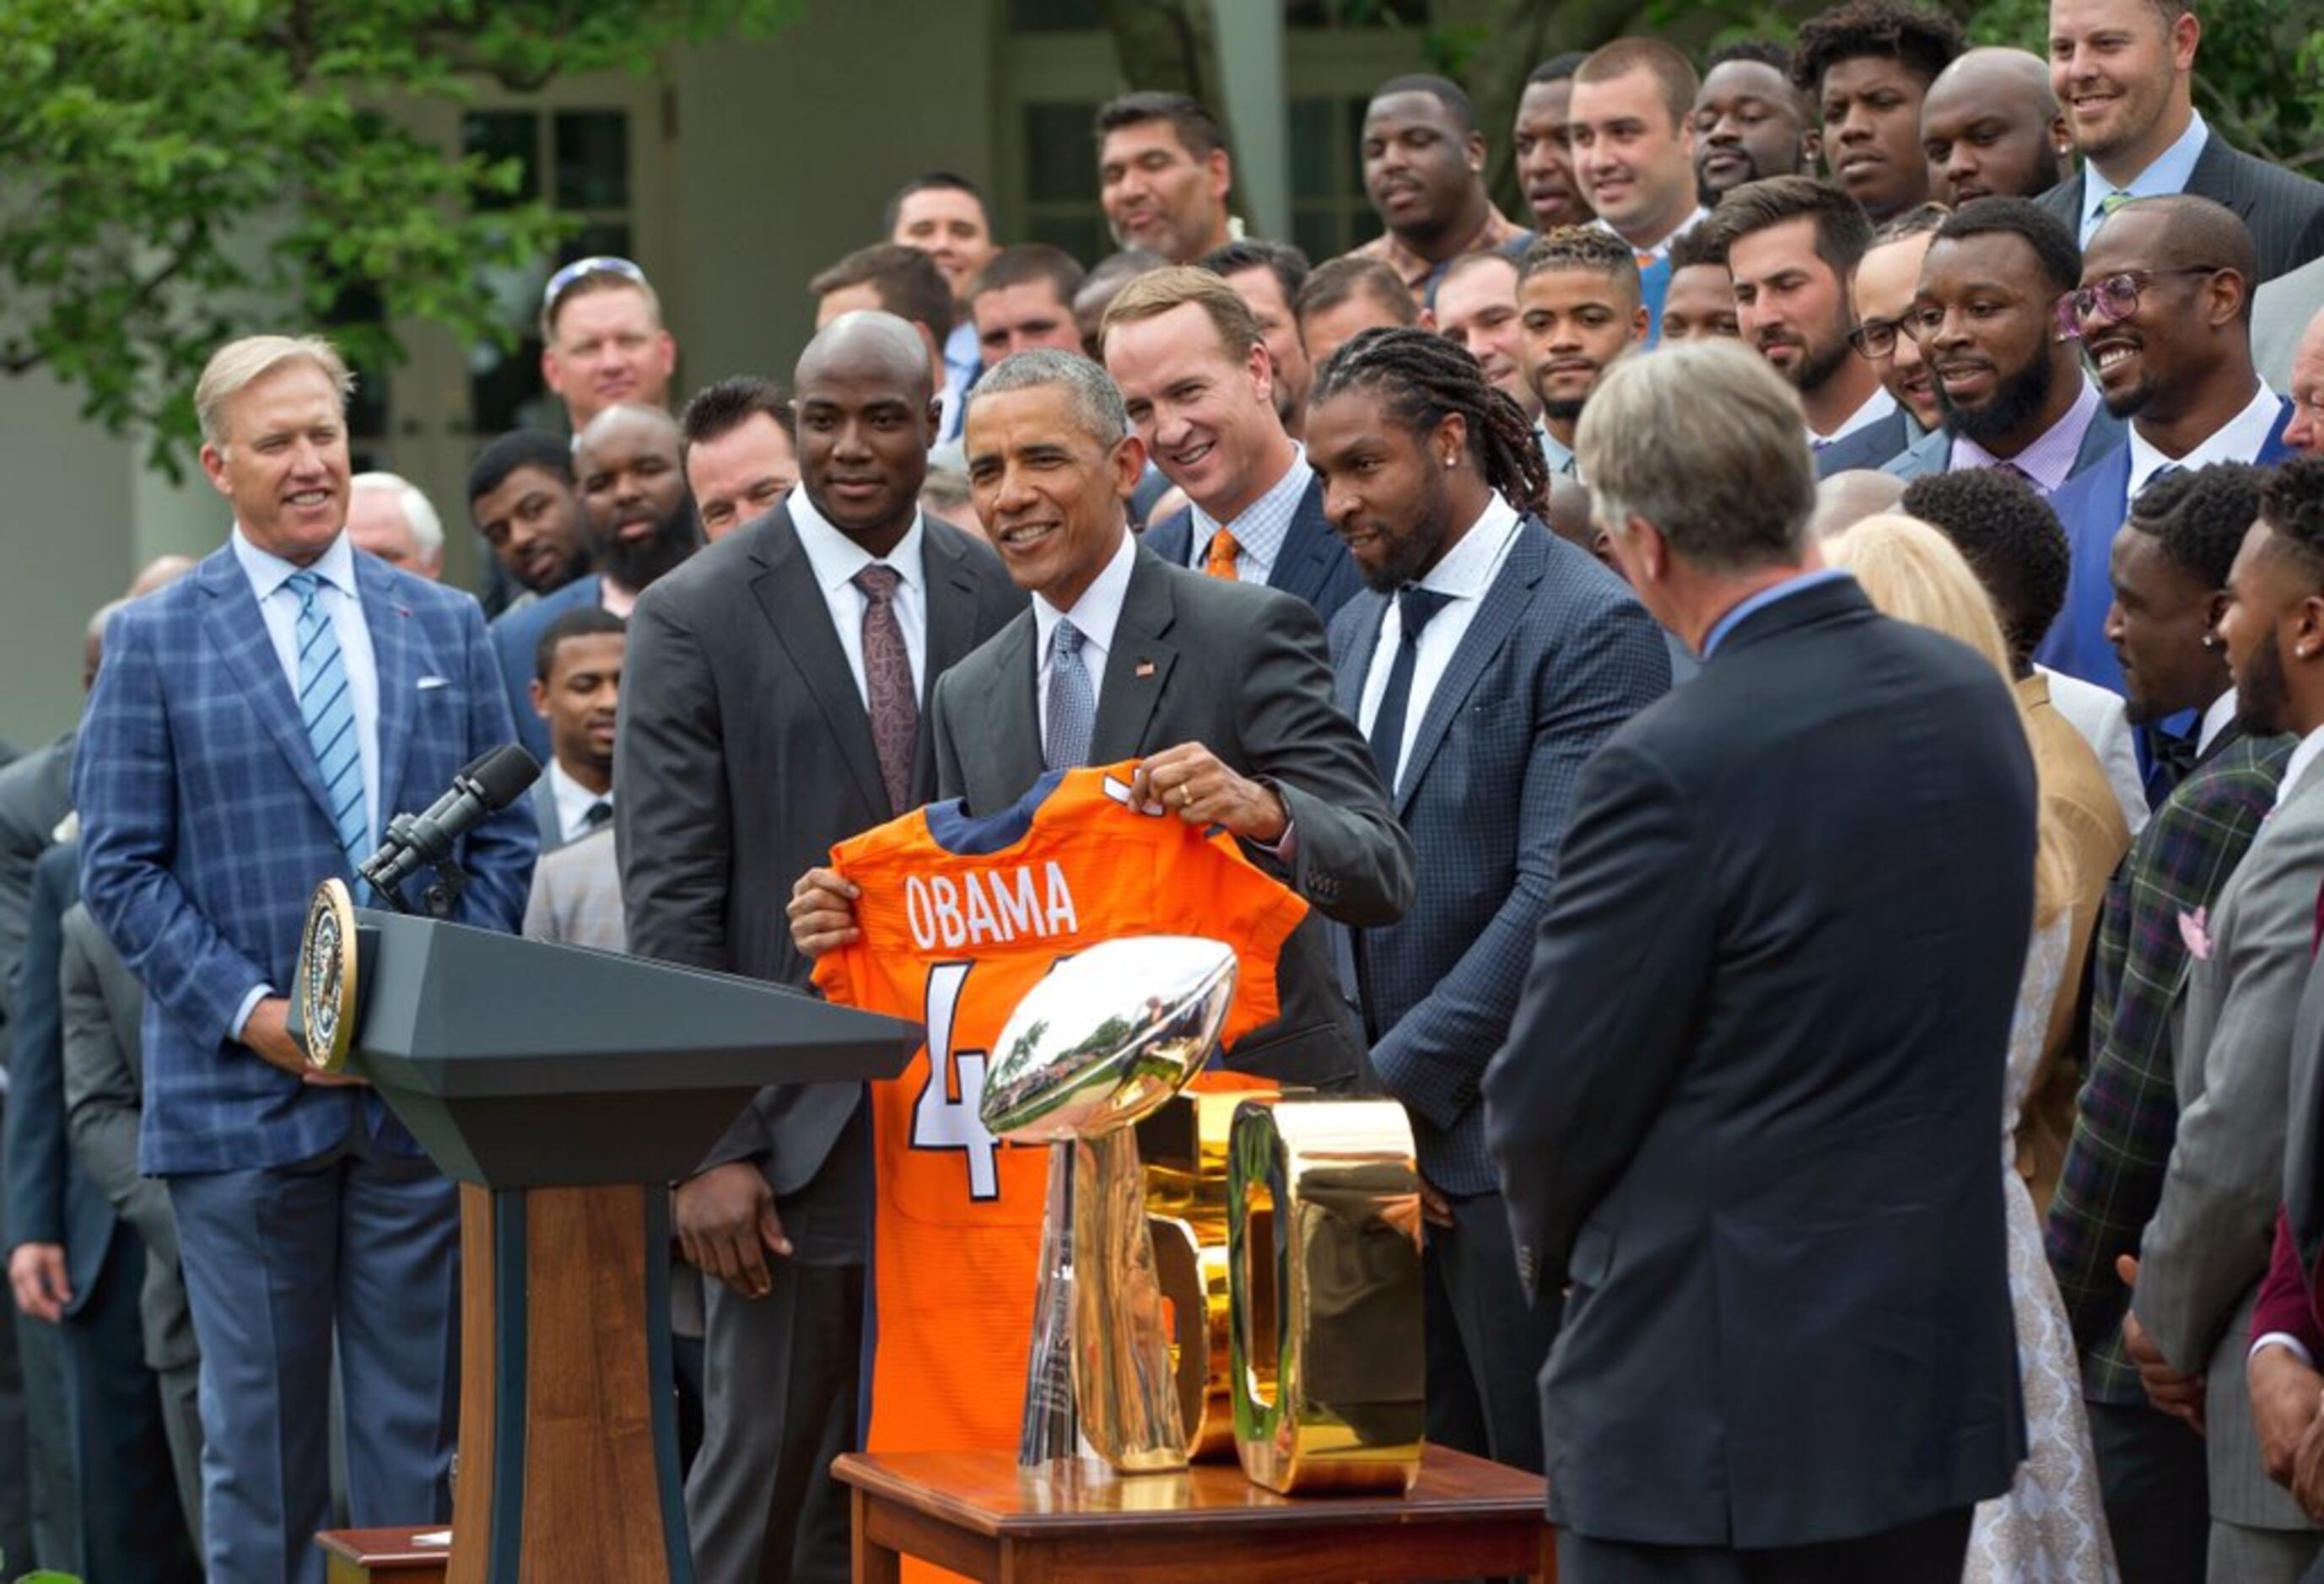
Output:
(1327, 523), (1669, 1193)
(74, 542), (537, 1176)
(2045, 725), (2290, 1402)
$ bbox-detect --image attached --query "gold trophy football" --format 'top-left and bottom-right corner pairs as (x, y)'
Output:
(979, 935), (1237, 1474)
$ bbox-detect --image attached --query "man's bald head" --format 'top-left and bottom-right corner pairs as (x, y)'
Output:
(1922, 47), (2068, 203)
(1811, 470), (1909, 539)
(2109, 195), (2260, 318)
(127, 553), (198, 599)
(574, 401), (682, 468)
(1545, 475), (1610, 564)
(795, 310), (938, 410)
(2287, 305), (2324, 455)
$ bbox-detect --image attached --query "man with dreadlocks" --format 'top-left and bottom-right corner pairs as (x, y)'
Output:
(1308, 326), (1669, 1474)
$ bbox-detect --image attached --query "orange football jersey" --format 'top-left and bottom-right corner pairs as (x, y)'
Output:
(812, 761), (1308, 1456)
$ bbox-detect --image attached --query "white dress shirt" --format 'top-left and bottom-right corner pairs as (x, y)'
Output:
(790, 489), (930, 707)
(229, 525), (381, 1037)
(1185, 448), (1313, 584)
(2127, 380), (2283, 498)
(1033, 530), (1137, 747)
(2276, 723), (2324, 810)
(547, 759), (612, 844)
(2197, 687), (2240, 757)
(1356, 492), (1524, 791)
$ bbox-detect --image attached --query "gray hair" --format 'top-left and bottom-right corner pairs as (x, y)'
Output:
(351, 471), (446, 560)
(1577, 340), (1816, 574)
(195, 334), (353, 447)
(966, 349), (1130, 446)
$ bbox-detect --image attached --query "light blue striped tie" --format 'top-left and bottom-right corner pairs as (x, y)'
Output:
(288, 570), (369, 878)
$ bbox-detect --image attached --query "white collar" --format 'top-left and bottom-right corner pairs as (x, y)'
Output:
(1812, 385), (1897, 445)
(789, 489), (927, 598)
(2127, 380), (2282, 498)
(547, 758), (611, 835)
(2197, 687), (2240, 756)
(1033, 528), (1138, 659)
(232, 524), (359, 601)
(2279, 723), (2324, 808)
(1415, 491), (1522, 600)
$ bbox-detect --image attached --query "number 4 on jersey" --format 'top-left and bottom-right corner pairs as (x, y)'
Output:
(912, 961), (1001, 1200)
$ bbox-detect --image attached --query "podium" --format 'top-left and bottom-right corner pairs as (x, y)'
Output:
(323, 909), (919, 1584)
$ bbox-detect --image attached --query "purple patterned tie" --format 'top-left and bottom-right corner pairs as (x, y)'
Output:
(853, 564), (918, 815)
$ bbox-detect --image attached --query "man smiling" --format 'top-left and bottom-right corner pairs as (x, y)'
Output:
(2040, 196), (2299, 692)
(1569, 39), (1707, 335)
(1103, 267), (1362, 622)
(1885, 198), (2125, 489)
(2038, 0), (2324, 277)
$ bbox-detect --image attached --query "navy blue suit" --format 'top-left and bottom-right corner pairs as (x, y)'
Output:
(75, 539), (536, 1583)
(1486, 576), (2033, 1566)
(1145, 475), (1363, 626)
(488, 574), (601, 762)
(5, 843), (196, 1581)
(1329, 520), (1668, 1473)
(1881, 402), (2128, 486)
(2038, 402), (2297, 692)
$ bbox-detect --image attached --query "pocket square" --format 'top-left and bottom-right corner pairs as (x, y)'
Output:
(417, 675), (451, 691)
(2177, 906), (2213, 962)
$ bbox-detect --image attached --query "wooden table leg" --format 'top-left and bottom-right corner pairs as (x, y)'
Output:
(1541, 1523), (1558, 1581)
(853, 1487), (901, 1584)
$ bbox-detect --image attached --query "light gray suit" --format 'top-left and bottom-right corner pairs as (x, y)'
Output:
(57, 901), (202, 1547)
(2132, 758), (2324, 1580)
(2253, 255), (2324, 394)
(522, 827), (624, 951)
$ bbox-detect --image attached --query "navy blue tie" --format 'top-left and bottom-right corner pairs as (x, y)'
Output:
(1369, 587), (1453, 796)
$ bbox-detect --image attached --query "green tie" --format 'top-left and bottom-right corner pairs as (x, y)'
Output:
(2100, 191), (2133, 215)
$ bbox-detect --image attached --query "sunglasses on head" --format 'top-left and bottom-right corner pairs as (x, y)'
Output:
(542, 256), (650, 317)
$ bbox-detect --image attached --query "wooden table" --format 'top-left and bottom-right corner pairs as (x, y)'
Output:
(833, 1443), (1552, 1581)
(315, 1525), (451, 1583)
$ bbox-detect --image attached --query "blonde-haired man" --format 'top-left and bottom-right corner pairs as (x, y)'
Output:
(75, 334), (537, 1581)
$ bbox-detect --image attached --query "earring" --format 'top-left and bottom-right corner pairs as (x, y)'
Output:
(1442, 455), (1456, 469)
(2201, 632), (2221, 649)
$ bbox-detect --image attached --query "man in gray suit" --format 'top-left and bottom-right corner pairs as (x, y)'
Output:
(2128, 455), (2324, 1580)
(619, 311), (1023, 1583)
(2038, 0), (2324, 279)
(791, 348), (1415, 1095)
(58, 898), (202, 1551)
(1308, 326), (1668, 1473)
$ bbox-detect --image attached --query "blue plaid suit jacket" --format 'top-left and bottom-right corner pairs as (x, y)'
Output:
(74, 541), (538, 1176)
(1328, 522), (1669, 1193)
(2044, 725), (2289, 1402)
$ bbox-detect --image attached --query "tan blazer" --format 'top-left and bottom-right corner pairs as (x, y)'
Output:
(2016, 672), (2133, 1212)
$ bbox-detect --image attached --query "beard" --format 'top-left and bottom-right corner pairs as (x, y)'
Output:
(1541, 394), (1588, 424)
(1790, 333), (1852, 398)
(1355, 468), (1458, 593)
(1944, 348), (2057, 447)
(599, 501), (702, 593)
(2239, 624), (2291, 736)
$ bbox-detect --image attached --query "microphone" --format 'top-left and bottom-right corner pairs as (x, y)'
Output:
(358, 745), (541, 901)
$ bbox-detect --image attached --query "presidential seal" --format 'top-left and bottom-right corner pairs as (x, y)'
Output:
(298, 877), (359, 1073)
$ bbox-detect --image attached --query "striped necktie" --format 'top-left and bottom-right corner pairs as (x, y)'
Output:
(288, 569), (369, 878)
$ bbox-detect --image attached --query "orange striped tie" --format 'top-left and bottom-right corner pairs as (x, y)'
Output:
(1205, 528), (1240, 581)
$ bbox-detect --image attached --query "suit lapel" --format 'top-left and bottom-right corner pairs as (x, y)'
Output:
(1394, 529), (1541, 817)
(357, 555), (418, 822)
(747, 509), (892, 820)
(1335, 592), (1388, 720)
(981, 616), (1045, 789)
(917, 519), (986, 805)
(197, 552), (335, 821)
(2187, 138), (2262, 224)
(2073, 405), (2129, 477)
(1090, 549), (1179, 763)
(1266, 477), (1335, 605)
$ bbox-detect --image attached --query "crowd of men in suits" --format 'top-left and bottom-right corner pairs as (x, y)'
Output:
(9, 0), (2324, 1579)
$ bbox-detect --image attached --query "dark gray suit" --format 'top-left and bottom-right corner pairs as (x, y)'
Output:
(1145, 474), (1366, 628)
(2035, 131), (2324, 283)
(1485, 577), (2034, 1576)
(930, 542), (1415, 1091)
(618, 504), (1022, 1584)
(1329, 522), (1669, 1471)
(59, 900), (202, 1551)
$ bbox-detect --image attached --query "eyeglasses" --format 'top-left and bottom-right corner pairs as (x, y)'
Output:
(541, 255), (650, 318)
(1846, 316), (1910, 360)
(2062, 267), (2223, 330)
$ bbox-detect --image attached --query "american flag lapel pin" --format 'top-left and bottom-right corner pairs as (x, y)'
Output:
(1135, 659), (1156, 678)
